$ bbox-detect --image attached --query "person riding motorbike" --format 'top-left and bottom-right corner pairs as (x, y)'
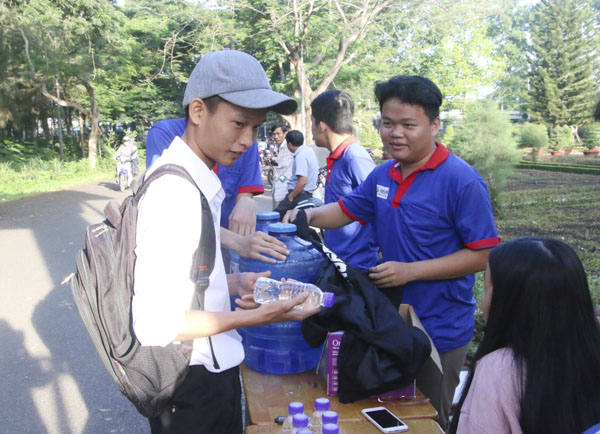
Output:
(113, 136), (137, 188)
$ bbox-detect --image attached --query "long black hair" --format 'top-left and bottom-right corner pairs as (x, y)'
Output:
(449, 237), (600, 433)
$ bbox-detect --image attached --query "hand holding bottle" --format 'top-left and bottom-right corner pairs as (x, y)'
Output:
(235, 292), (320, 324)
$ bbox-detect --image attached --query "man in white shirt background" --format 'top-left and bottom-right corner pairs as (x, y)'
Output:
(132, 49), (319, 433)
(274, 129), (319, 218)
(271, 123), (294, 208)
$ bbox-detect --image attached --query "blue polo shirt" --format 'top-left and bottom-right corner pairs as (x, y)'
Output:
(324, 137), (378, 269)
(146, 117), (264, 228)
(340, 143), (500, 353)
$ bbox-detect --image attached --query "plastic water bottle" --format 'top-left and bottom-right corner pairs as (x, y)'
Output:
(282, 402), (304, 434)
(308, 397), (330, 433)
(323, 423), (340, 434)
(322, 410), (338, 426)
(292, 413), (309, 432)
(253, 277), (335, 310)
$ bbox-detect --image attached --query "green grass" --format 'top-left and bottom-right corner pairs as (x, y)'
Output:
(0, 158), (116, 201)
(470, 168), (600, 354)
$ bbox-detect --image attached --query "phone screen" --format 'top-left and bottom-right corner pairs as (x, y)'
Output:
(365, 409), (407, 428)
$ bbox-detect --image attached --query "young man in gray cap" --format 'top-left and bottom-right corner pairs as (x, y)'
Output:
(132, 50), (318, 433)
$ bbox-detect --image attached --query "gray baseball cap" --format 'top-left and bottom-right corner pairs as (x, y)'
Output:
(182, 50), (297, 115)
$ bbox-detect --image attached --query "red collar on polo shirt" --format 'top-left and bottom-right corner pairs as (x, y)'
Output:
(326, 135), (356, 184)
(387, 142), (450, 208)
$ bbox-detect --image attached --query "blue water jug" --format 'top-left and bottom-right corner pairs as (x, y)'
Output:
(238, 223), (326, 374)
(229, 211), (280, 274)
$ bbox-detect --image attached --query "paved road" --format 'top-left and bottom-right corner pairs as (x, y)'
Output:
(0, 177), (274, 434)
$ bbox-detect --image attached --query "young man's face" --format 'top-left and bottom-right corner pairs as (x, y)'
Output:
(194, 99), (266, 167)
(272, 127), (286, 146)
(379, 97), (440, 166)
(311, 116), (328, 148)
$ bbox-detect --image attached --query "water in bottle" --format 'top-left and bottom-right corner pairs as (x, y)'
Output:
(253, 277), (335, 310)
(239, 222), (326, 374)
(308, 397), (330, 433)
(282, 402), (304, 434)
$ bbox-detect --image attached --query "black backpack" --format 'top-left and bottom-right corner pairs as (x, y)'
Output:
(69, 164), (217, 418)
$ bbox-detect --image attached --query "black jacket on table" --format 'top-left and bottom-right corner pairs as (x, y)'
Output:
(301, 245), (431, 403)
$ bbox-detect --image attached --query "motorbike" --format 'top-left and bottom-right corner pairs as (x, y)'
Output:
(262, 150), (278, 187)
(116, 155), (132, 192)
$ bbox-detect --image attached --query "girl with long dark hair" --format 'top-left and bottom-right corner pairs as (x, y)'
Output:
(449, 237), (600, 433)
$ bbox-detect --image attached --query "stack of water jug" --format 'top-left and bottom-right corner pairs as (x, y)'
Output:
(235, 212), (330, 375)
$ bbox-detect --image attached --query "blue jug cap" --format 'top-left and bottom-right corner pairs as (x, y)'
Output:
(267, 222), (297, 234)
(257, 211), (280, 221)
(323, 292), (335, 308)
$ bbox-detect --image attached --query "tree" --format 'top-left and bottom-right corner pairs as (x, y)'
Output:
(527, 0), (598, 136)
(519, 123), (548, 161)
(113, 0), (242, 131)
(548, 125), (574, 151)
(232, 0), (402, 144)
(579, 123), (600, 149)
(5, 0), (129, 167)
(487, 3), (531, 111)
(390, 0), (505, 109)
(448, 101), (521, 212)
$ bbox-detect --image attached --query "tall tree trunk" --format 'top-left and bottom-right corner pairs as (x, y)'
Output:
(78, 112), (86, 157)
(65, 107), (72, 137)
(40, 108), (51, 140)
(55, 78), (64, 159)
(82, 78), (101, 167)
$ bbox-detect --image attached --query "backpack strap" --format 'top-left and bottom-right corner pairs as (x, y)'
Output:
(135, 164), (220, 369)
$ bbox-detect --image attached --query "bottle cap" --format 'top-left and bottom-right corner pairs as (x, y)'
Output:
(289, 401), (304, 415)
(256, 211), (280, 221)
(296, 430), (312, 434)
(322, 410), (338, 425)
(323, 423), (340, 434)
(322, 292), (335, 308)
(292, 413), (309, 428)
(315, 397), (330, 411)
(267, 222), (297, 235)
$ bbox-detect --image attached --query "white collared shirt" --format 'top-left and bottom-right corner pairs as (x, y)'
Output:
(273, 139), (295, 201)
(132, 136), (244, 372)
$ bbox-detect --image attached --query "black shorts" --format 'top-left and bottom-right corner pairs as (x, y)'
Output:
(149, 365), (242, 434)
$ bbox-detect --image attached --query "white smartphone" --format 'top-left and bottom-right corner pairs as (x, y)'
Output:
(361, 407), (409, 433)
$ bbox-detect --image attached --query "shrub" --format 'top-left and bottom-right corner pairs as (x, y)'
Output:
(447, 101), (521, 212)
(548, 125), (573, 150)
(355, 113), (382, 150)
(579, 123), (600, 150)
(519, 123), (548, 160)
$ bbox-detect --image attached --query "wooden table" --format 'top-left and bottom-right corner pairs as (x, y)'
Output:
(245, 418), (443, 433)
(241, 364), (438, 426)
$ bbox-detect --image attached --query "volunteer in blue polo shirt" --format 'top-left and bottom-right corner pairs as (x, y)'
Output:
(310, 89), (378, 270)
(284, 75), (500, 430)
(146, 116), (289, 264)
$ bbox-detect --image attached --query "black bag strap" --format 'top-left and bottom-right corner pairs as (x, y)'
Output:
(135, 164), (219, 369)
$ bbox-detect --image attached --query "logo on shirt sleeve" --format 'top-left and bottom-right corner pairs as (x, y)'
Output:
(376, 185), (389, 199)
